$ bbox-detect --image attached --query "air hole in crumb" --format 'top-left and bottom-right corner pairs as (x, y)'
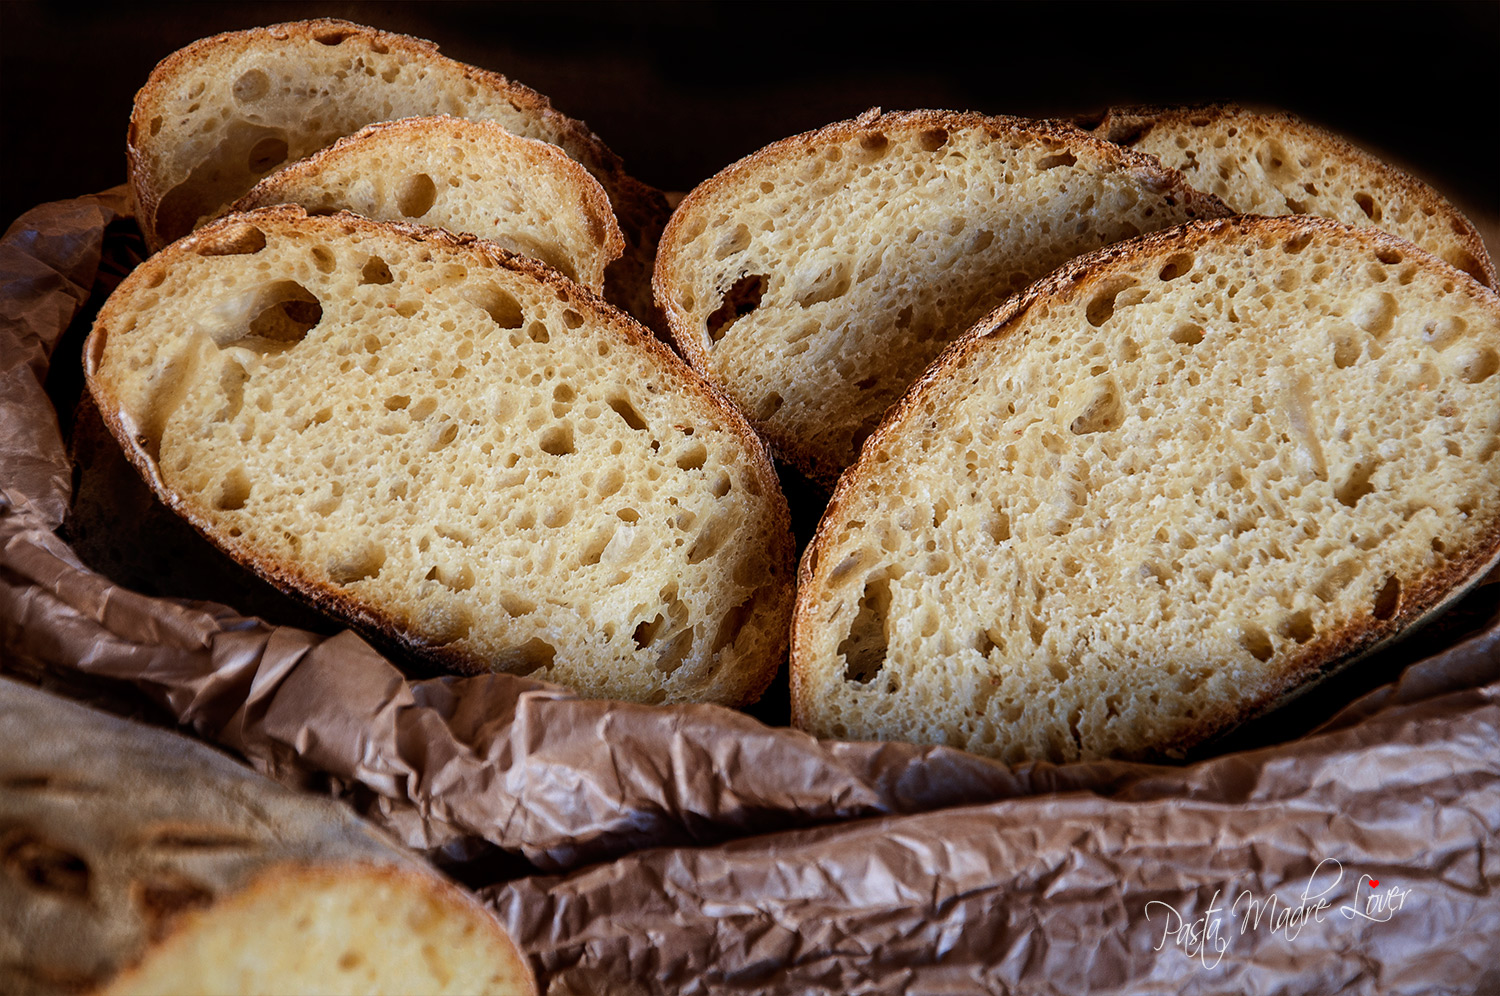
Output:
(1354, 193), (1380, 221)
(501, 638), (555, 677)
(527, 321), (550, 343)
(1279, 609), (1315, 644)
(1158, 252), (1195, 280)
(676, 442), (708, 471)
(1070, 380), (1123, 435)
(1240, 624), (1274, 662)
(633, 613), (664, 648)
(1375, 248), (1402, 265)
(214, 467), (252, 510)
(756, 393), (784, 420)
(239, 281), (322, 347)
(706, 273), (767, 343)
(840, 576), (891, 683)
(360, 256), (394, 285)
(608, 397), (648, 431)
(247, 136), (288, 176)
(1372, 576), (1401, 620)
(1283, 231), (1314, 254)
(464, 285), (524, 328)
(1170, 323), (1205, 346)
(426, 563), (474, 592)
(385, 395), (410, 411)
(338, 952), (362, 972)
(329, 544), (385, 585)
(1455, 347), (1500, 384)
(395, 173), (437, 217)
(1335, 461), (1378, 507)
(195, 222), (267, 257)
(1037, 150), (1077, 169)
(1085, 278), (1140, 327)
(1331, 331), (1360, 369)
(562, 309), (584, 329)
(539, 425), (575, 456)
(233, 68), (269, 103)
(918, 127), (949, 152)
(713, 224), (751, 261)
(686, 514), (732, 564)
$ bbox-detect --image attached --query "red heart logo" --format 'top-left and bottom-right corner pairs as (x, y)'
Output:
(1369, 879), (1379, 887)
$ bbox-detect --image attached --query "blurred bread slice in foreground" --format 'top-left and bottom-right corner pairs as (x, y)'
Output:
(0, 676), (534, 995)
(792, 216), (1500, 762)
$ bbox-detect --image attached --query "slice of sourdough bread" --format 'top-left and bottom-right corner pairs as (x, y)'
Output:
(234, 115), (624, 295)
(654, 109), (1231, 485)
(0, 677), (534, 996)
(84, 207), (794, 707)
(1091, 104), (1496, 287)
(127, 18), (667, 327)
(791, 216), (1500, 763)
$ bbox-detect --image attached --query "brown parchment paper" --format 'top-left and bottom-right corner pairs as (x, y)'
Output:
(3, 192), (1498, 994)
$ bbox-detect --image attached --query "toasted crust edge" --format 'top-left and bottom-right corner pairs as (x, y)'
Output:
(84, 205), (795, 708)
(790, 214), (1500, 758)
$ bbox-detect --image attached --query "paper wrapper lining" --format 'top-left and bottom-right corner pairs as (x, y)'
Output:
(3, 192), (1498, 994)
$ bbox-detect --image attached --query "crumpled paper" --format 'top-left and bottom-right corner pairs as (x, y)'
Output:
(3, 192), (1497, 994)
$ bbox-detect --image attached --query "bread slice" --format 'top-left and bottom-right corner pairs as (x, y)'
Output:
(84, 206), (794, 707)
(791, 216), (1500, 763)
(127, 18), (668, 327)
(233, 115), (624, 295)
(0, 676), (534, 995)
(1091, 104), (1496, 288)
(653, 109), (1231, 485)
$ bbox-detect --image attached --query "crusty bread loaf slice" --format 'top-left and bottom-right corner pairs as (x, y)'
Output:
(233, 115), (624, 295)
(654, 109), (1231, 485)
(127, 18), (667, 327)
(84, 206), (794, 707)
(0, 676), (534, 995)
(1091, 104), (1496, 288)
(791, 216), (1500, 763)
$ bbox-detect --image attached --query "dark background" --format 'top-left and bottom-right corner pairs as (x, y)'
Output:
(3, 1), (1497, 233)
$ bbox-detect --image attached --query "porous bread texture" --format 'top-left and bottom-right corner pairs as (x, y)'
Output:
(0, 677), (533, 996)
(85, 207), (793, 707)
(791, 216), (1500, 763)
(1093, 104), (1496, 288)
(654, 108), (1231, 485)
(234, 115), (624, 294)
(128, 18), (667, 327)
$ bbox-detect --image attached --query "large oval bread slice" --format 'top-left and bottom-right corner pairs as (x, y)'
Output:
(1091, 104), (1496, 287)
(84, 207), (794, 707)
(128, 18), (667, 327)
(0, 677), (534, 995)
(234, 115), (624, 295)
(791, 216), (1500, 762)
(654, 109), (1230, 485)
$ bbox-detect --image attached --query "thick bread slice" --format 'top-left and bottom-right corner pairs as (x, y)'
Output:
(234, 115), (625, 295)
(127, 18), (667, 327)
(0, 677), (534, 995)
(84, 207), (794, 707)
(1092, 104), (1496, 288)
(654, 109), (1231, 485)
(791, 216), (1500, 763)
